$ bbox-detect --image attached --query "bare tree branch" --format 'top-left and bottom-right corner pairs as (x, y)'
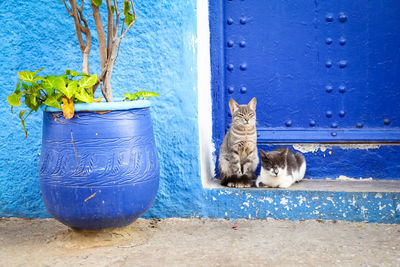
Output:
(77, 6), (89, 30)
(106, 0), (114, 58)
(113, 0), (136, 63)
(69, 1), (85, 51)
(113, 0), (119, 38)
(114, 19), (136, 62)
(61, 0), (73, 16)
(130, 0), (136, 19)
(91, 2), (107, 70)
(68, 0), (91, 74)
(114, 19), (125, 62)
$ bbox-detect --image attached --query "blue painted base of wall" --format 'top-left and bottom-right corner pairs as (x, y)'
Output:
(143, 180), (400, 224)
(202, 187), (399, 224)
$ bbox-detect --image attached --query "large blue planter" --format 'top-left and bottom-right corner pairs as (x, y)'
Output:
(39, 101), (159, 230)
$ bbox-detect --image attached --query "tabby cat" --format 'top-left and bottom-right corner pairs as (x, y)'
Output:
(219, 97), (259, 188)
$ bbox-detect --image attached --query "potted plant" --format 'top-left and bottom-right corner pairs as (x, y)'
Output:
(7, 0), (160, 230)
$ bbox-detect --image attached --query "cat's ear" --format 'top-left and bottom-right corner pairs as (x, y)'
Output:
(259, 149), (268, 159)
(229, 98), (239, 114)
(248, 97), (257, 111)
(281, 148), (289, 157)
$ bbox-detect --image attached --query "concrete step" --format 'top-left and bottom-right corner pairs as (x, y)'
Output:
(204, 179), (400, 223)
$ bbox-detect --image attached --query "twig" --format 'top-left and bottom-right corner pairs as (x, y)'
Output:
(61, 0), (73, 16)
(113, 0), (120, 38)
(80, 0), (84, 11)
(106, 0), (114, 58)
(114, 18), (136, 63)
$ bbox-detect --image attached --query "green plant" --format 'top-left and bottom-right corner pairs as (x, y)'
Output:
(7, 69), (98, 137)
(8, 0), (160, 137)
(123, 91), (160, 101)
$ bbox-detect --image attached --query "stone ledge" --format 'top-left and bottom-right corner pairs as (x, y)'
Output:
(207, 179), (400, 192)
(203, 179), (400, 223)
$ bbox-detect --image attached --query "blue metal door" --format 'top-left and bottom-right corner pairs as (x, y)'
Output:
(210, 0), (400, 144)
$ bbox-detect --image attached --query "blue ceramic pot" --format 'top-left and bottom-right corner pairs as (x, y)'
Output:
(39, 100), (159, 230)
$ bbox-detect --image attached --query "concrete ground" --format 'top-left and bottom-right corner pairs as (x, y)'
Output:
(0, 218), (399, 267)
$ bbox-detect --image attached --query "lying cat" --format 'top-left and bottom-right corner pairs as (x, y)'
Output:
(219, 97), (259, 188)
(256, 147), (306, 188)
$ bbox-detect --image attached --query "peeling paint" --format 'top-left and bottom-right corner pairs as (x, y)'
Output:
(360, 206), (368, 213)
(280, 198), (288, 205)
(292, 144), (382, 154)
(326, 197), (335, 205)
(297, 196), (306, 206)
(335, 176), (373, 181)
(265, 197), (274, 204)
(375, 193), (383, 199)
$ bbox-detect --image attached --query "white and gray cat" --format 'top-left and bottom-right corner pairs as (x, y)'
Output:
(219, 97), (259, 188)
(256, 147), (306, 188)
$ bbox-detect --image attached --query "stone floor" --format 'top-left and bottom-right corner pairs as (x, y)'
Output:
(1, 218), (399, 266)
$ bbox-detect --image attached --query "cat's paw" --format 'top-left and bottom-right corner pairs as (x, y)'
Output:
(227, 182), (235, 188)
(226, 181), (251, 188)
(233, 182), (251, 188)
(278, 183), (291, 189)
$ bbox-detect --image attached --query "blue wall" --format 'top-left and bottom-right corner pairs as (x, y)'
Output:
(1, 1), (399, 224)
(0, 0), (200, 218)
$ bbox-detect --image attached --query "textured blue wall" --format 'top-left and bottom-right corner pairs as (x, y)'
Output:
(0, 0), (200, 218)
(1, 1), (399, 224)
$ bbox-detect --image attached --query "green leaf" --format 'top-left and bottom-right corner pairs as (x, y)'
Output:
(18, 68), (44, 83)
(123, 93), (135, 101)
(18, 111), (28, 138)
(123, 91), (160, 101)
(25, 94), (41, 111)
(7, 92), (22, 106)
(91, 0), (102, 7)
(18, 110), (26, 120)
(66, 81), (78, 98)
(55, 77), (67, 95)
(18, 71), (36, 83)
(42, 76), (57, 96)
(123, 1), (130, 15)
(30, 94), (37, 107)
(55, 77), (75, 98)
(15, 79), (21, 93)
(33, 76), (45, 82)
(125, 12), (134, 26)
(44, 94), (62, 109)
(110, 5), (115, 14)
(65, 69), (81, 77)
(74, 88), (93, 103)
(78, 74), (98, 88)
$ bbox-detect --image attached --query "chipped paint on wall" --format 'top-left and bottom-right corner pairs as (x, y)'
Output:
(201, 188), (400, 223)
(292, 144), (384, 154)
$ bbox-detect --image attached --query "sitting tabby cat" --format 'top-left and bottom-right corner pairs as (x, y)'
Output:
(219, 97), (259, 188)
(256, 147), (306, 188)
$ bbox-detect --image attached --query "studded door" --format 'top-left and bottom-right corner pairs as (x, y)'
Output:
(210, 0), (400, 144)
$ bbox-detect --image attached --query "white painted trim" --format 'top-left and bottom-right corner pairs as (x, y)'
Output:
(197, 0), (216, 187)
